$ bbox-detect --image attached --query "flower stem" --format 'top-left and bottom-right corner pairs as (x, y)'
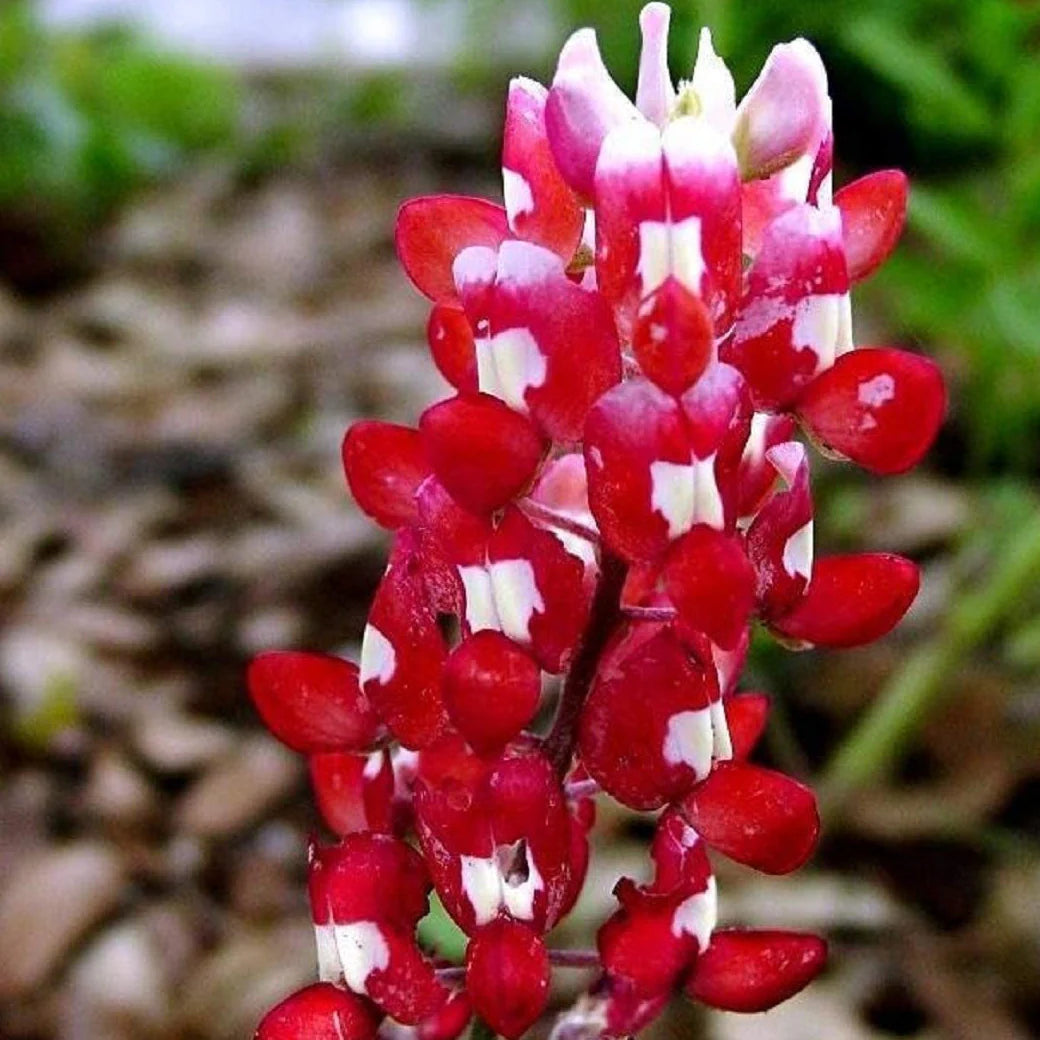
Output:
(544, 552), (627, 778)
(548, 948), (601, 969)
(820, 509), (1040, 817)
(471, 1018), (498, 1040)
(519, 498), (600, 544)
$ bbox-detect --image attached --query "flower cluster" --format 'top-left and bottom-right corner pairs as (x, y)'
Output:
(248, 5), (944, 1038)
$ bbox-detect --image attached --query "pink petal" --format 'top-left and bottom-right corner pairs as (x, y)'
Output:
(545, 28), (641, 200)
(420, 394), (546, 515)
(736, 413), (797, 518)
(342, 420), (431, 530)
(254, 983), (382, 1040)
(770, 552), (920, 648)
(797, 347), (945, 475)
(687, 929), (827, 1012)
(502, 77), (585, 260)
(680, 761), (819, 874)
(733, 39), (830, 181)
(247, 651), (382, 754)
(664, 527), (756, 651)
(584, 378), (691, 562)
(579, 626), (718, 810)
(442, 632), (541, 755)
(465, 921), (550, 1040)
(633, 276), (714, 396)
(396, 195), (510, 301)
(309, 750), (394, 837)
(427, 302), (478, 393)
(835, 169), (908, 282)
(635, 3), (676, 126)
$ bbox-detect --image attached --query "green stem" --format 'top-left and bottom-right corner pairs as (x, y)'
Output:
(819, 512), (1040, 818)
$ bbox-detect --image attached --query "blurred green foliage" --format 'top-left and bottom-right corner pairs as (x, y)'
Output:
(0, 1), (238, 217)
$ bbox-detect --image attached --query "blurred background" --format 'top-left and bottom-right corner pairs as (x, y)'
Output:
(0, 1), (1037, 1037)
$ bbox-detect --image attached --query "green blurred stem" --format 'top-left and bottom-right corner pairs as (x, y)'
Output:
(471, 1018), (498, 1040)
(820, 515), (1040, 817)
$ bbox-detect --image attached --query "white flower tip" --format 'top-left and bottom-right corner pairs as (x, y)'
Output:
(555, 27), (605, 78)
(637, 2), (676, 126)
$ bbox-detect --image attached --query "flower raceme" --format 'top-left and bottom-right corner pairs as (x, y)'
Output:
(249, 5), (944, 1038)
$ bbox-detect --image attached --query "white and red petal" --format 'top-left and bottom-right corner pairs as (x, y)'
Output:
(545, 27), (641, 200)
(680, 761), (819, 875)
(733, 39), (829, 181)
(342, 421), (431, 530)
(254, 983), (382, 1040)
(746, 441), (814, 618)
(770, 552), (920, 648)
(486, 240), (622, 441)
(427, 303), (478, 393)
(396, 195), (509, 301)
(686, 929), (827, 1012)
(736, 412), (798, 518)
(584, 378), (695, 562)
(690, 28), (737, 137)
(361, 532), (450, 749)
(835, 169), (908, 283)
(724, 204), (850, 410)
(484, 506), (590, 673)
(797, 347), (945, 475)
(633, 276), (714, 396)
(442, 632), (542, 755)
(502, 77), (584, 260)
(247, 651), (382, 754)
(578, 626), (719, 810)
(635, 3), (676, 126)
(661, 115), (742, 330)
(466, 920), (550, 1040)
(663, 527), (756, 651)
(419, 394), (546, 515)
(309, 749), (394, 838)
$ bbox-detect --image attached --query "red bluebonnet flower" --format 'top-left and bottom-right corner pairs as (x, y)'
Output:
(248, 4), (945, 1036)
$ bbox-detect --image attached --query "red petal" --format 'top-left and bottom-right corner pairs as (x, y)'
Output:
(771, 552), (919, 648)
(466, 921), (550, 1040)
(395, 195), (509, 301)
(420, 394), (545, 515)
(687, 929), (827, 1012)
(502, 77), (585, 260)
(247, 651), (381, 754)
(342, 421), (430, 530)
(427, 303), (478, 393)
(584, 378), (691, 562)
(416, 990), (472, 1040)
(648, 808), (714, 898)
(664, 527), (756, 651)
(797, 348), (945, 475)
(361, 531), (450, 749)
(633, 277), (714, 396)
(254, 983), (382, 1040)
(442, 632), (541, 755)
(725, 693), (771, 760)
(579, 627), (719, 810)
(309, 833), (431, 930)
(835, 169), (908, 283)
(363, 926), (450, 1024)
(680, 761), (819, 874)
(309, 750), (394, 837)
